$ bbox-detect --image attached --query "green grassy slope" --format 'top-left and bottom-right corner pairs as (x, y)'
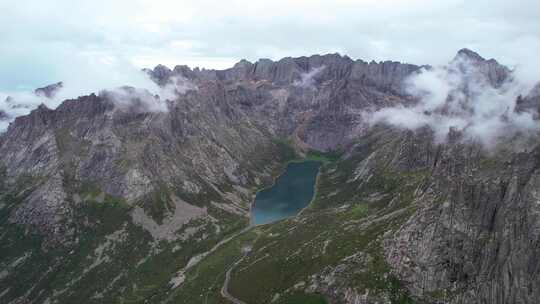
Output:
(172, 134), (425, 303)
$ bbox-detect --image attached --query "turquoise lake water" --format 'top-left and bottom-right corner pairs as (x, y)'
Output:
(251, 161), (321, 225)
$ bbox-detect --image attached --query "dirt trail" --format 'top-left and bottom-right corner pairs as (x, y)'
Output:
(220, 246), (251, 304)
(220, 228), (264, 304)
(170, 226), (253, 290)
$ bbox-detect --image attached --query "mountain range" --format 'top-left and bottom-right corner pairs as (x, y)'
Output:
(0, 49), (539, 304)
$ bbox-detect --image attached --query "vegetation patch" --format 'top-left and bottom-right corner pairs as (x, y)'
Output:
(350, 204), (369, 218)
(304, 149), (343, 163)
(138, 184), (174, 225)
(272, 138), (299, 163)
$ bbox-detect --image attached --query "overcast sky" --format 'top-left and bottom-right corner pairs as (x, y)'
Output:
(1, 0), (539, 91)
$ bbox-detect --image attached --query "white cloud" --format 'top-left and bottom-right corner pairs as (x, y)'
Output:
(0, 55), (200, 131)
(101, 87), (168, 113)
(366, 54), (540, 147)
(294, 66), (326, 89)
(2, 0), (540, 90)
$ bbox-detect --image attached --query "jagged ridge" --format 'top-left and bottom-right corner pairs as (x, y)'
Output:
(0, 50), (539, 304)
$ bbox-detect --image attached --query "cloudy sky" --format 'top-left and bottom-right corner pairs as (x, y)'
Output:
(1, 0), (539, 91)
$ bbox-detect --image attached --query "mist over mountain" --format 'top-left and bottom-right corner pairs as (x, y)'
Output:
(1, 49), (540, 304)
(3, 49), (539, 148)
(366, 49), (540, 146)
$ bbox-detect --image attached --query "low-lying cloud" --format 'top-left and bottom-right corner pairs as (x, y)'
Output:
(100, 87), (168, 113)
(365, 54), (540, 147)
(0, 60), (198, 131)
(162, 76), (198, 98)
(294, 66), (325, 89)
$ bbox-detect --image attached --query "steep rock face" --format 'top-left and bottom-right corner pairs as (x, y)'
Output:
(145, 54), (421, 151)
(383, 130), (540, 304)
(1, 104), (60, 177)
(0, 88), (278, 246)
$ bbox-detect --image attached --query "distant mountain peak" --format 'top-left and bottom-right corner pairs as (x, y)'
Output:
(452, 48), (510, 87)
(455, 48), (502, 65)
(456, 48), (486, 62)
(35, 81), (63, 98)
(234, 59), (253, 67)
(36, 103), (51, 112)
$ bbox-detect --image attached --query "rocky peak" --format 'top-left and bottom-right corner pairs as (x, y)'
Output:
(233, 59), (253, 69)
(36, 103), (50, 111)
(172, 65), (197, 79)
(35, 81), (63, 98)
(455, 48), (486, 62)
(5, 103), (55, 139)
(153, 64), (172, 75)
(148, 64), (173, 86)
(452, 48), (511, 87)
(28, 103), (54, 123)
